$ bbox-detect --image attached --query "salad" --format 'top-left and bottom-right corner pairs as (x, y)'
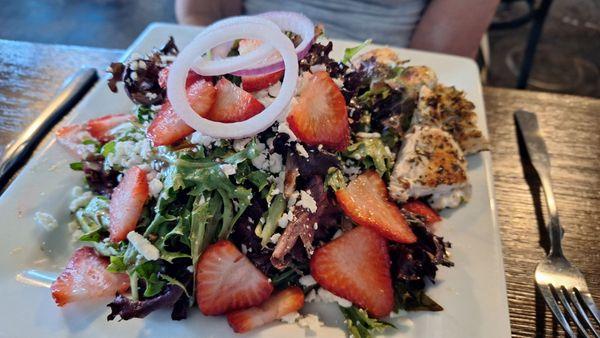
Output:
(49, 11), (488, 337)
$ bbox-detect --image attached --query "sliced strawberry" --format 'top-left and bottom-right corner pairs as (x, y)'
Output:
(51, 246), (129, 306)
(336, 171), (416, 244)
(207, 78), (264, 123)
(109, 166), (149, 242)
(196, 240), (273, 316)
(286, 71), (350, 151)
(310, 226), (394, 318)
(86, 113), (135, 142)
(147, 79), (216, 146)
(55, 124), (94, 158)
(227, 287), (304, 333)
(402, 200), (442, 225)
(237, 39), (285, 91)
(242, 70), (284, 92)
(158, 67), (209, 89)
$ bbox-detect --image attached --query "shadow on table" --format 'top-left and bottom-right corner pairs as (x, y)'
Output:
(514, 115), (562, 337)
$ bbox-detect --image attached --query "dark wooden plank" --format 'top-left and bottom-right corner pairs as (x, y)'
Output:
(0, 39), (121, 158)
(485, 87), (600, 337)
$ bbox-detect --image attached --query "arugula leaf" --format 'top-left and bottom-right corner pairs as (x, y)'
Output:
(101, 141), (116, 157)
(107, 255), (127, 273)
(74, 196), (110, 242)
(325, 168), (347, 191)
(344, 138), (394, 176)
(70, 162), (84, 171)
(270, 267), (303, 289)
(257, 194), (285, 247)
(340, 306), (395, 338)
(135, 261), (166, 298)
(342, 39), (372, 64)
(160, 274), (190, 298)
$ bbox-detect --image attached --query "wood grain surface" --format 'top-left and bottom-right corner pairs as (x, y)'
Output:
(0, 40), (599, 337)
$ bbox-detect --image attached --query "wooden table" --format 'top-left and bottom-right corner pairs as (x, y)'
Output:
(1, 39), (599, 337)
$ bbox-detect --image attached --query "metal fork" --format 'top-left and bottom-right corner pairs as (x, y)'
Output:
(515, 110), (600, 337)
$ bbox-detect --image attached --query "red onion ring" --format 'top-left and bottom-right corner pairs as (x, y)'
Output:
(167, 21), (299, 139)
(197, 11), (315, 77)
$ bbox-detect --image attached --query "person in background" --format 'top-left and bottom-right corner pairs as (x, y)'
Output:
(175, 0), (500, 59)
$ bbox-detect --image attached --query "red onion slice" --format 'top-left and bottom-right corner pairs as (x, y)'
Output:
(167, 21), (299, 139)
(196, 11), (315, 77)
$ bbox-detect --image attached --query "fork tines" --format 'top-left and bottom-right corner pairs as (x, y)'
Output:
(538, 283), (600, 338)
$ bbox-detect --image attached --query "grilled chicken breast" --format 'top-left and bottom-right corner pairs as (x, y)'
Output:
(389, 125), (471, 209)
(413, 85), (489, 154)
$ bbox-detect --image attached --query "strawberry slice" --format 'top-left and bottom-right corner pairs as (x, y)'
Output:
(227, 287), (304, 333)
(109, 166), (149, 242)
(402, 200), (442, 225)
(55, 124), (95, 158)
(51, 247), (129, 306)
(207, 78), (265, 123)
(242, 70), (284, 92)
(147, 79), (216, 146)
(336, 171), (416, 244)
(196, 240), (273, 316)
(86, 113), (135, 142)
(310, 226), (394, 318)
(286, 71), (350, 151)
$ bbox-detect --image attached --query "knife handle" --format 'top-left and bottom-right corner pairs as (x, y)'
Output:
(0, 68), (98, 191)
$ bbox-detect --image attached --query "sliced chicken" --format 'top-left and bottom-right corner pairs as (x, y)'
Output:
(389, 125), (471, 209)
(413, 85), (489, 154)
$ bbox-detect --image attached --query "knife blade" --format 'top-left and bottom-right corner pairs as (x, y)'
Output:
(0, 67), (99, 191)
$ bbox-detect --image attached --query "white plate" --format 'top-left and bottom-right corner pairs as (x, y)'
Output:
(0, 23), (511, 338)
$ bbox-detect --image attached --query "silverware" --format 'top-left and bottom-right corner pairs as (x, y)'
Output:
(0, 67), (98, 191)
(515, 110), (600, 338)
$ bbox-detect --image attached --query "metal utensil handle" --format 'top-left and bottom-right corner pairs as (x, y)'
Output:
(515, 110), (563, 257)
(0, 67), (98, 191)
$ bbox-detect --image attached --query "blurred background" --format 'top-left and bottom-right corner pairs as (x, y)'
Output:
(0, 0), (598, 97)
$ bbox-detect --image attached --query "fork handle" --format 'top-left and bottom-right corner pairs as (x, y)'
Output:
(515, 110), (563, 257)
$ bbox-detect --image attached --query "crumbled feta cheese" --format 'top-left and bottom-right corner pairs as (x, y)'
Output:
(299, 274), (317, 287)
(220, 163), (237, 176)
(266, 136), (276, 150)
(190, 132), (218, 147)
(130, 72), (138, 81)
(104, 137), (154, 170)
(69, 191), (93, 212)
(126, 231), (160, 261)
(186, 265), (194, 273)
(280, 311), (301, 323)
(313, 223), (318, 230)
(318, 288), (353, 307)
(295, 143), (309, 158)
(253, 88), (275, 107)
(250, 142), (270, 171)
(278, 212), (290, 229)
(305, 289), (318, 302)
(288, 190), (300, 204)
(297, 314), (324, 330)
(297, 190), (317, 213)
(148, 178), (163, 198)
(241, 244), (248, 254)
(268, 153), (283, 173)
(270, 233), (281, 244)
(34, 212), (58, 231)
(233, 138), (252, 151)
